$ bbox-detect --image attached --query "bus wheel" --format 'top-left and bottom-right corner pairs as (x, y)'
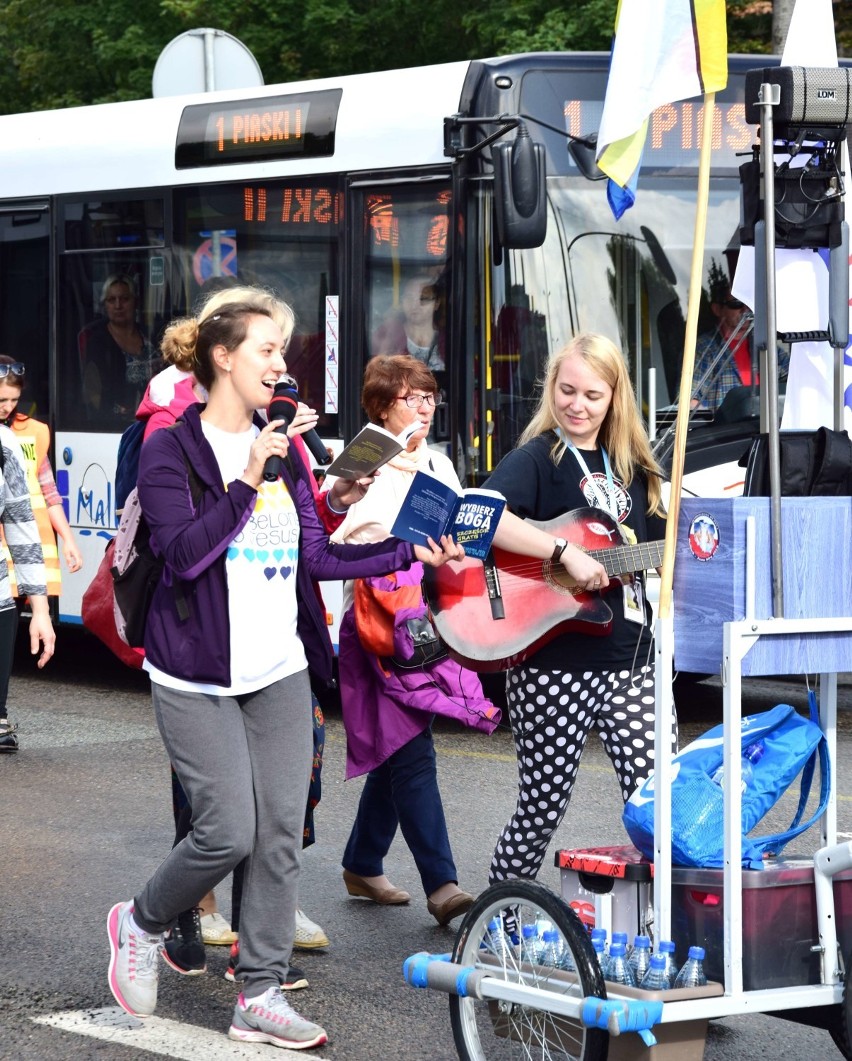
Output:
(449, 879), (608, 1061)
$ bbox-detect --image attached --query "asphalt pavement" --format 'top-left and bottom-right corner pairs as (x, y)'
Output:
(2, 630), (851, 1059)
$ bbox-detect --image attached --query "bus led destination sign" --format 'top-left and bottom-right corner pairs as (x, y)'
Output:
(176, 88), (342, 169)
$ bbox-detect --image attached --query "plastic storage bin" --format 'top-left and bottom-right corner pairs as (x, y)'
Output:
(559, 847), (852, 992)
(557, 845), (653, 940)
(670, 857), (852, 990)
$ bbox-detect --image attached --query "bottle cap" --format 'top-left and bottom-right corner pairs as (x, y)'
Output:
(660, 940), (676, 953)
(634, 935), (650, 946)
(688, 946), (706, 960)
(610, 942), (626, 957)
(590, 927), (607, 941)
(542, 928), (559, 942)
(522, 924), (536, 938)
(649, 953), (666, 968)
(612, 932), (628, 945)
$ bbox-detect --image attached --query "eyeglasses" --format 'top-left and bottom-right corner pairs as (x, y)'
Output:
(395, 392), (444, 409)
(0, 363), (25, 379)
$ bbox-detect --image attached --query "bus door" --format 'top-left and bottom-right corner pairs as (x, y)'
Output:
(55, 191), (172, 623)
(347, 176), (454, 462)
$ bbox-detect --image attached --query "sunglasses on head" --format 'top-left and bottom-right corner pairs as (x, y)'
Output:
(0, 363), (25, 379)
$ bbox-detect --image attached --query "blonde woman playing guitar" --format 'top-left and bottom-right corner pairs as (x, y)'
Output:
(433, 333), (674, 887)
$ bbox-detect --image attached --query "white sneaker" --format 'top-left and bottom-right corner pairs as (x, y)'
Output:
(294, 908), (330, 950)
(107, 901), (163, 1018)
(228, 987), (327, 1049)
(200, 911), (238, 946)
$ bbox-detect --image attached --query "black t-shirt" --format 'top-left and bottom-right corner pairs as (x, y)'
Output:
(484, 432), (667, 671)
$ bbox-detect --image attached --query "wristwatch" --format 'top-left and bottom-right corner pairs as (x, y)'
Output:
(551, 537), (568, 562)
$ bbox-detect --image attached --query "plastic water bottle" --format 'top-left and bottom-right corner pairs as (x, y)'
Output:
(711, 740), (765, 792)
(541, 928), (565, 968)
(520, 923), (543, 965)
(590, 927), (607, 953)
(658, 940), (678, 988)
(592, 936), (609, 978)
(606, 942), (636, 986)
(486, 918), (513, 961)
(627, 934), (651, 984)
(640, 953), (671, 991)
(674, 946), (708, 988)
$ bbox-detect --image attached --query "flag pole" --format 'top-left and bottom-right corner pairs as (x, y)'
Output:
(658, 91), (717, 620)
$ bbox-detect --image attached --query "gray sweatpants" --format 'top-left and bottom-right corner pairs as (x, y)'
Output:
(133, 669), (313, 997)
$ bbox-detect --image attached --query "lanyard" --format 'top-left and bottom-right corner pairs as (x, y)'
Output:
(567, 442), (618, 519)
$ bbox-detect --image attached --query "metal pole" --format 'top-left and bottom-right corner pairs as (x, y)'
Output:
(203, 28), (216, 92)
(759, 81), (784, 617)
(828, 224), (850, 431)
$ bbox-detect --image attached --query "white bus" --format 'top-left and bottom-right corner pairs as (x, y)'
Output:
(0, 52), (784, 627)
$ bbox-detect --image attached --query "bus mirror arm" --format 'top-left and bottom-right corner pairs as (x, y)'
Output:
(516, 113), (606, 183)
(444, 112), (549, 249)
(443, 113), (522, 160)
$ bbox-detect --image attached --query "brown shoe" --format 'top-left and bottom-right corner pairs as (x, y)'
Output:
(427, 891), (475, 927)
(342, 869), (410, 905)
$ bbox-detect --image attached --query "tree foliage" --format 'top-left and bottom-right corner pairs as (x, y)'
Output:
(0, 0), (844, 116)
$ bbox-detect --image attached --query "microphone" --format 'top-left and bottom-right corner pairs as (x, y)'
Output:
(263, 375), (332, 482)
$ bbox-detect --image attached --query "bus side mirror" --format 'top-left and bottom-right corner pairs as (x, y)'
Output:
(493, 125), (546, 249)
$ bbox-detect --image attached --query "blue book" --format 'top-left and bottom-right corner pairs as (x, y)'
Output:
(390, 470), (506, 560)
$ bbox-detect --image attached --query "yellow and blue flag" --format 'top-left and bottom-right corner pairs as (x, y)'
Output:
(596, 0), (728, 219)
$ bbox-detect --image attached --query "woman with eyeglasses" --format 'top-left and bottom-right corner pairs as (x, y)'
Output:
(328, 354), (610, 923)
(0, 358), (56, 750)
(328, 354), (481, 925)
(79, 273), (162, 423)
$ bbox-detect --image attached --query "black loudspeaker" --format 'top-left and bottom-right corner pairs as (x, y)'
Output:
(744, 67), (852, 129)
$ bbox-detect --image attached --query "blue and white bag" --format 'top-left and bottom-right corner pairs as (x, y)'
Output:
(622, 700), (829, 870)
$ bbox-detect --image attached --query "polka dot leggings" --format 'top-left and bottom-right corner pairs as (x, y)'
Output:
(488, 663), (677, 884)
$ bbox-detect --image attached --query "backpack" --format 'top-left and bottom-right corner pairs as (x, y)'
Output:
(741, 427), (852, 497)
(622, 699), (829, 870)
(111, 450), (203, 648)
(115, 419), (145, 514)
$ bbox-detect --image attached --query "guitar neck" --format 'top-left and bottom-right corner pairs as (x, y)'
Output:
(588, 539), (665, 577)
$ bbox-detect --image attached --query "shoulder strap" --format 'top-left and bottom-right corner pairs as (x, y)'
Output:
(164, 420), (206, 507)
(159, 422), (208, 622)
(750, 692), (831, 857)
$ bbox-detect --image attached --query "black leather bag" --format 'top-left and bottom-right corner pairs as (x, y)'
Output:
(741, 427), (852, 497)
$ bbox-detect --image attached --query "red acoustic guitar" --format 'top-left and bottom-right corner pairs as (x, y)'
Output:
(423, 507), (665, 672)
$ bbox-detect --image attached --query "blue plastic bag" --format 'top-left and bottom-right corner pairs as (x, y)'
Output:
(622, 701), (829, 869)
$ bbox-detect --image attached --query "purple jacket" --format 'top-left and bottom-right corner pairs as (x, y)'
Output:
(137, 403), (415, 687)
(338, 566), (500, 778)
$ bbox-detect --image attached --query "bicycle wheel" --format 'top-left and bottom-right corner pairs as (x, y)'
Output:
(449, 879), (608, 1061)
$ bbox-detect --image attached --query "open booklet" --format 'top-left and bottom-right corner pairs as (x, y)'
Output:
(390, 469), (506, 560)
(324, 420), (420, 480)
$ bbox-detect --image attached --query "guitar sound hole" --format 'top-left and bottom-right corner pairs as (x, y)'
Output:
(543, 560), (582, 596)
